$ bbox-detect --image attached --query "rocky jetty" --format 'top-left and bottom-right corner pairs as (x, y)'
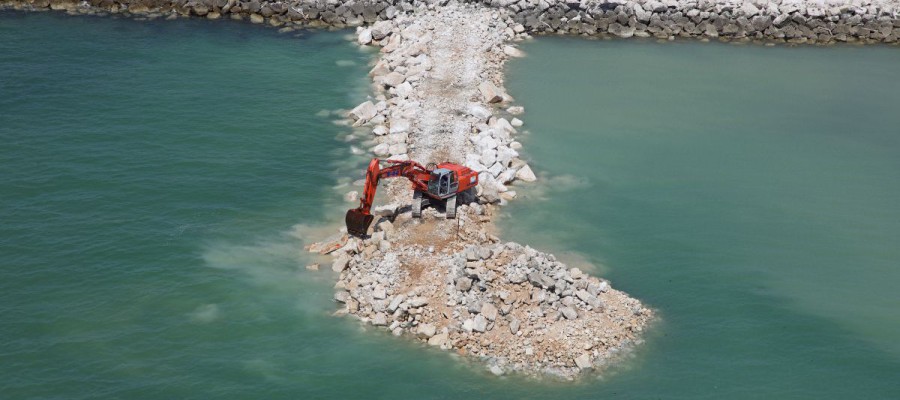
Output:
(314, 4), (653, 379)
(3, 0), (898, 45)
(329, 224), (652, 378)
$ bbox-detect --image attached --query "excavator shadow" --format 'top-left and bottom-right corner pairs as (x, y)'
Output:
(420, 188), (479, 214)
(356, 190), (481, 238)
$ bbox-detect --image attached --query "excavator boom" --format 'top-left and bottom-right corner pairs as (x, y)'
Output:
(345, 158), (429, 236)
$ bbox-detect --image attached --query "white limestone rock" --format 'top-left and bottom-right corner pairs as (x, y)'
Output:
(371, 20), (392, 40)
(506, 106), (524, 115)
(416, 323), (437, 339)
(488, 162), (505, 178)
(350, 101), (377, 122)
(467, 102), (492, 121)
(388, 143), (408, 155)
(574, 353), (593, 370)
(481, 302), (499, 321)
(357, 28), (373, 45)
(428, 332), (448, 347)
(492, 117), (516, 134)
(388, 295), (405, 312)
(332, 256), (350, 272)
(496, 146), (519, 166)
(381, 71), (405, 88)
(502, 45), (525, 57)
(515, 164), (536, 182)
(478, 136), (499, 151)
(394, 81), (413, 99)
(373, 143), (390, 157)
(609, 23), (635, 38)
(408, 297), (429, 308)
(480, 148), (498, 166)
(478, 81), (505, 104)
(560, 306), (578, 320)
(334, 290), (350, 303)
(390, 119), (410, 134)
(473, 314), (488, 332)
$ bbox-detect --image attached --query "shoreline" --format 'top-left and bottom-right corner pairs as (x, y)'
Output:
(2, 0), (897, 45)
(4, 0), (895, 380)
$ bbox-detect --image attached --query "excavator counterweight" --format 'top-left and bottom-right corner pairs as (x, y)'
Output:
(344, 158), (478, 237)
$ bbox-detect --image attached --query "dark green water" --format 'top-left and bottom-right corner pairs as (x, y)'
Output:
(502, 38), (900, 398)
(3, 11), (899, 400)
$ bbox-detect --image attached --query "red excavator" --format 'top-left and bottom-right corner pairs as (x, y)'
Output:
(345, 158), (479, 237)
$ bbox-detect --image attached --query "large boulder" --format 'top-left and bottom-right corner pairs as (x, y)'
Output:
(740, 3), (760, 17)
(416, 323), (437, 338)
(380, 72), (405, 88)
(574, 353), (593, 370)
(502, 45), (525, 57)
(371, 20), (393, 40)
(332, 255), (350, 272)
(481, 303), (499, 321)
(515, 164), (537, 182)
(467, 102), (492, 121)
(357, 28), (373, 45)
(478, 81), (505, 103)
(373, 143), (390, 157)
(560, 306), (578, 320)
(350, 101), (377, 122)
(387, 295), (405, 312)
(407, 297), (429, 308)
(389, 118), (410, 134)
(394, 81), (413, 99)
(472, 315), (488, 332)
(427, 332), (448, 347)
(609, 23), (635, 38)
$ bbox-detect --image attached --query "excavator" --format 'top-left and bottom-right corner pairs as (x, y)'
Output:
(345, 158), (479, 237)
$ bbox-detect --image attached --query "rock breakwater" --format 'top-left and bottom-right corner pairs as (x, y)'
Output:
(4, 0), (898, 45)
(314, 3), (653, 379)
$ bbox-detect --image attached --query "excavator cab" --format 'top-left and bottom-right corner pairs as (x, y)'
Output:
(427, 168), (458, 199)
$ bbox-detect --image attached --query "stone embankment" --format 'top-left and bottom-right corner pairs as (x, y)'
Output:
(314, 4), (653, 378)
(3, 0), (898, 44)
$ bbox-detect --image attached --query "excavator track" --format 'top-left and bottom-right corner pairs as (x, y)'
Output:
(412, 190), (423, 218)
(445, 194), (457, 219)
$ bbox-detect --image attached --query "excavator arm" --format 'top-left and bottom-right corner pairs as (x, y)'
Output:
(345, 158), (429, 236)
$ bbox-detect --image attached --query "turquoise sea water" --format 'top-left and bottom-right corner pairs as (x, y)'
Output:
(502, 38), (900, 398)
(2, 11), (900, 399)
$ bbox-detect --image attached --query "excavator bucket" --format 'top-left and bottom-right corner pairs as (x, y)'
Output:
(345, 208), (374, 237)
